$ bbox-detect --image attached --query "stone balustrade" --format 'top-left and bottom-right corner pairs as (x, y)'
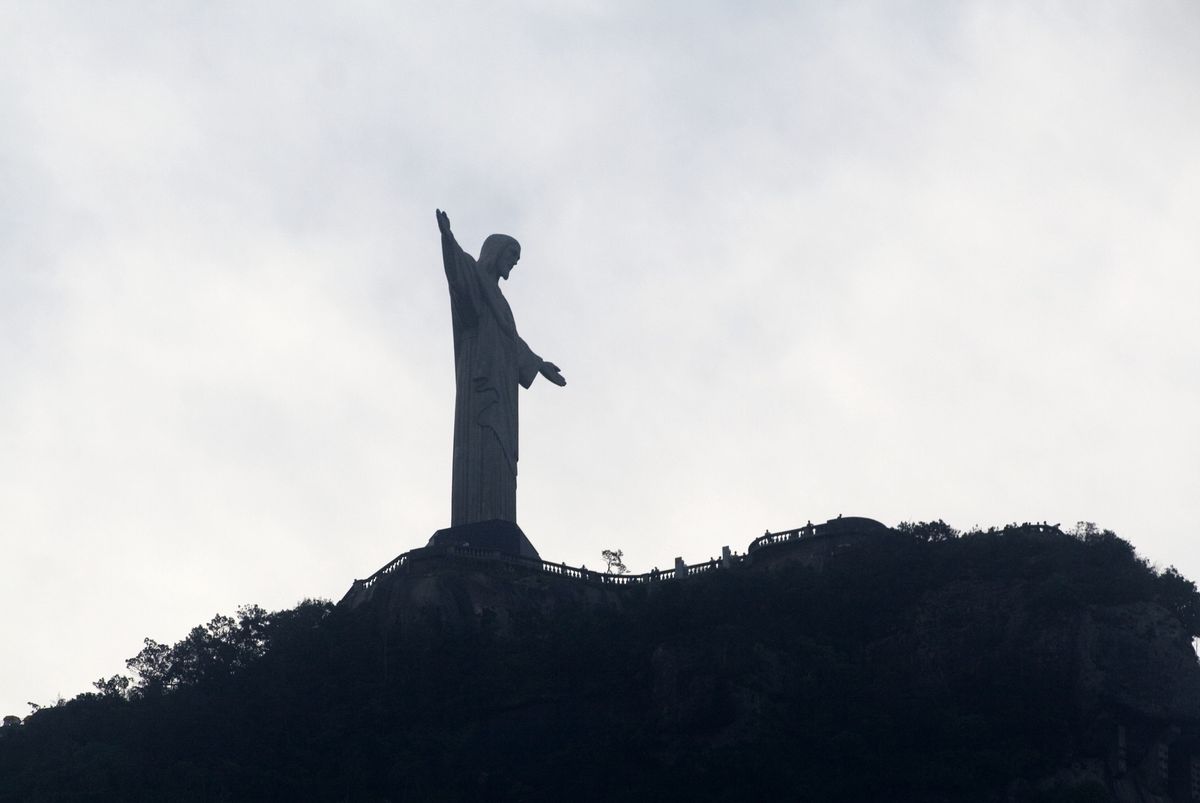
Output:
(342, 517), (894, 606)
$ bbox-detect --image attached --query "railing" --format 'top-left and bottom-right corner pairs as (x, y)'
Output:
(347, 546), (687, 601)
(747, 523), (817, 553)
(685, 559), (720, 577)
(596, 569), (667, 585)
(354, 552), (410, 593)
(345, 517), (888, 604)
(449, 548), (670, 586)
(746, 517), (889, 554)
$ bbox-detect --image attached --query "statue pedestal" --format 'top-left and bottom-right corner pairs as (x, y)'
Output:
(426, 519), (541, 560)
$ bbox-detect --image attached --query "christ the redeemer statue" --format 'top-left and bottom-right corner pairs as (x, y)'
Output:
(436, 209), (565, 529)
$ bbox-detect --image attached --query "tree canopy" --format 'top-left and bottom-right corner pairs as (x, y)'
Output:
(2, 524), (1197, 802)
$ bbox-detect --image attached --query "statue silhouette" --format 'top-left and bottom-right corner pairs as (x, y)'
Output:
(436, 209), (565, 527)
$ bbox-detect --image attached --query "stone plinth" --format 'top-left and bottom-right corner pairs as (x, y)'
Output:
(426, 519), (541, 560)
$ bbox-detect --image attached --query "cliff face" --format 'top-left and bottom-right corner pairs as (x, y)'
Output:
(880, 579), (1200, 722)
(858, 577), (1200, 801)
(331, 530), (1200, 802)
(1080, 601), (1200, 722)
(3, 527), (1199, 803)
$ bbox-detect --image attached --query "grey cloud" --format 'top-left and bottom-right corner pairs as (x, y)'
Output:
(2, 1), (1198, 718)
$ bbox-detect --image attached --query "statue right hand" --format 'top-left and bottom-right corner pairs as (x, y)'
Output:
(436, 209), (452, 235)
(539, 361), (566, 387)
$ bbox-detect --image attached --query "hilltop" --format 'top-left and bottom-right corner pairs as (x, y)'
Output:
(2, 522), (1199, 802)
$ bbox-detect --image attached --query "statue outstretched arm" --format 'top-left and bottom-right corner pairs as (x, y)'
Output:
(437, 207), (478, 329)
(436, 208), (454, 240)
(539, 361), (566, 386)
(437, 208), (468, 285)
(514, 334), (566, 388)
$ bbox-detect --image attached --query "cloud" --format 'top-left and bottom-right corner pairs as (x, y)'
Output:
(2, 1), (1198, 717)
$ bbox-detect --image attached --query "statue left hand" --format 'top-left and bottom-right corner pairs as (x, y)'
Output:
(435, 208), (452, 236)
(539, 361), (566, 387)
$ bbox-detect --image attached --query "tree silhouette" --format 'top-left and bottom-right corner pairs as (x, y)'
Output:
(895, 519), (960, 542)
(601, 548), (628, 574)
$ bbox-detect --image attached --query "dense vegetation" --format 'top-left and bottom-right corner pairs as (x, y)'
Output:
(2, 524), (1198, 802)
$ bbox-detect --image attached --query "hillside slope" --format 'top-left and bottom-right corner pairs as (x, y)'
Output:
(3, 525), (1199, 802)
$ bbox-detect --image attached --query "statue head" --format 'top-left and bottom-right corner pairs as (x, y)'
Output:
(479, 234), (521, 281)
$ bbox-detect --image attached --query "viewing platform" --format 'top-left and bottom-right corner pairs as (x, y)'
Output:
(340, 515), (891, 610)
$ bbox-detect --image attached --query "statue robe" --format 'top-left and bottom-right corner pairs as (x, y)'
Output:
(442, 232), (543, 526)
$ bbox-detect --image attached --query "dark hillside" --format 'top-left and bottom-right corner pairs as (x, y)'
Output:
(3, 525), (1199, 802)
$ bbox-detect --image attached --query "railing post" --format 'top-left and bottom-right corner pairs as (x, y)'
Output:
(674, 557), (687, 580)
(721, 546), (731, 568)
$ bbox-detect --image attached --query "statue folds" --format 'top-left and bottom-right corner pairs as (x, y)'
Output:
(436, 209), (565, 527)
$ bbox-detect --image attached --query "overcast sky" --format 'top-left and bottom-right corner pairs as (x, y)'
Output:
(2, 2), (1198, 718)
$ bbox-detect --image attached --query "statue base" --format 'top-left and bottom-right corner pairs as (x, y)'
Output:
(426, 519), (541, 561)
